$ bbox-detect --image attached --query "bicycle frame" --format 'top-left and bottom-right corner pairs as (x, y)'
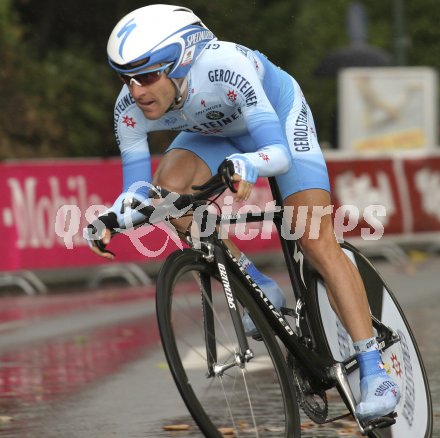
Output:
(188, 177), (401, 434)
(136, 172), (406, 434)
(190, 196), (336, 386)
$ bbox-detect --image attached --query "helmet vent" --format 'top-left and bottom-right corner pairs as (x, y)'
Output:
(111, 57), (151, 72)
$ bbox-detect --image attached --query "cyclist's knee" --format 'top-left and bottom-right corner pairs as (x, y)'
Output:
(155, 174), (193, 194)
(153, 149), (211, 193)
(297, 223), (340, 265)
(297, 236), (322, 263)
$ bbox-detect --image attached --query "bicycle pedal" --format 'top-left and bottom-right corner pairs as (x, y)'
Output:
(364, 411), (397, 430)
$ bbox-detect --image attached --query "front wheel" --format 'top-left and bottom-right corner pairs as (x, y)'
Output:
(156, 249), (300, 437)
(310, 241), (433, 438)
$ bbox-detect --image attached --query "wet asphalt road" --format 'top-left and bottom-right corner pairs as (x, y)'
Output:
(0, 254), (439, 438)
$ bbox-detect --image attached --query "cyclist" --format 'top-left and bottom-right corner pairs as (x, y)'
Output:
(84, 4), (399, 421)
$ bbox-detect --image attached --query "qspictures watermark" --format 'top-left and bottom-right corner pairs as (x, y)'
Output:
(193, 195), (386, 242)
(55, 190), (387, 257)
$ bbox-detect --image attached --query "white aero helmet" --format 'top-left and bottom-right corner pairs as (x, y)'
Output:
(107, 4), (216, 79)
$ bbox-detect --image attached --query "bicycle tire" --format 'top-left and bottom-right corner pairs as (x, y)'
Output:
(156, 248), (300, 437)
(308, 241), (433, 438)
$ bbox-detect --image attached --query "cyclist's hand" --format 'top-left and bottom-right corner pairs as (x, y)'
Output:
(231, 173), (254, 202)
(88, 227), (114, 259)
(225, 154), (258, 202)
(83, 213), (118, 260)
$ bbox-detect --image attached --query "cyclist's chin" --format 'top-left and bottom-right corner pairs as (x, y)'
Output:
(140, 108), (164, 120)
(137, 102), (166, 120)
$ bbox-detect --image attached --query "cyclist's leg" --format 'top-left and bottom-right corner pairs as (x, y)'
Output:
(286, 189), (372, 339)
(282, 188), (400, 419)
(154, 132), (233, 189)
(276, 85), (400, 420)
(153, 133), (286, 328)
(153, 133), (236, 232)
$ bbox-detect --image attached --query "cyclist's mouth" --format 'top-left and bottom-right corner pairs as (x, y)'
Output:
(137, 99), (156, 109)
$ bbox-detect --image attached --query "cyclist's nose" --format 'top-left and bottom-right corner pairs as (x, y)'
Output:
(129, 82), (147, 98)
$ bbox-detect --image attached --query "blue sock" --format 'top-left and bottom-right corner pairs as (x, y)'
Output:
(239, 253), (270, 284)
(245, 262), (272, 286)
(356, 349), (384, 379)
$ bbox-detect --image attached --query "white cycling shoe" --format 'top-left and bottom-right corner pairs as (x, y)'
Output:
(355, 353), (400, 421)
(242, 276), (286, 337)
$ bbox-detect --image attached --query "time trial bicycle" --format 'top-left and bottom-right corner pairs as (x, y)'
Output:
(128, 164), (432, 437)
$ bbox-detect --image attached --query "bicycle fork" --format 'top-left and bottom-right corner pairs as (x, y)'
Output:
(201, 246), (254, 378)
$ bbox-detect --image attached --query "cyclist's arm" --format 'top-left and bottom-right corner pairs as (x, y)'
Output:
(241, 95), (291, 178)
(83, 137), (154, 258)
(106, 139), (154, 228)
(221, 51), (292, 183)
(84, 88), (157, 256)
(107, 88), (156, 227)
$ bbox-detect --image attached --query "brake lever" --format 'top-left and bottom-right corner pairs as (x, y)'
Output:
(191, 161), (237, 196)
(217, 159), (238, 193)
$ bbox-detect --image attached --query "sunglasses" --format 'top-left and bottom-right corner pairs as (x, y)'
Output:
(119, 63), (173, 87)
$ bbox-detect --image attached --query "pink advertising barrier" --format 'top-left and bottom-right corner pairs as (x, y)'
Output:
(326, 151), (440, 239)
(1, 158), (278, 272)
(326, 156), (406, 237)
(2, 152), (440, 272)
(401, 155), (440, 233)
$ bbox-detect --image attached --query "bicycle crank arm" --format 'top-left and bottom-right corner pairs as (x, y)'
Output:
(330, 363), (367, 434)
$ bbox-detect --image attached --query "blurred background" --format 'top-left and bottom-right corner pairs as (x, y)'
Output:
(1, 0), (438, 158)
(0, 1), (439, 437)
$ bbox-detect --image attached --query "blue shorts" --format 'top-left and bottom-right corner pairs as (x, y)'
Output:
(166, 80), (330, 201)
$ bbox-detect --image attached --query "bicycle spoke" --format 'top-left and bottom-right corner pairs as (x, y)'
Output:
(241, 368), (260, 438)
(219, 376), (240, 436)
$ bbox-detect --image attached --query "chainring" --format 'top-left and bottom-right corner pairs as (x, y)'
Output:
(287, 353), (329, 424)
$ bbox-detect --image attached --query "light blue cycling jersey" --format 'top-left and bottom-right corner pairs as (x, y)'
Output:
(110, 40), (329, 226)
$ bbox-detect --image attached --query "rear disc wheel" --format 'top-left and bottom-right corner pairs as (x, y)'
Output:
(312, 242), (433, 437)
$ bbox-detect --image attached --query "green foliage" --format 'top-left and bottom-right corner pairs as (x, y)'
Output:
(0, 45), (118, 158)
(0, 0), (438, 158)
(406, 0), (440, 64)
(34, 48), (117, 157)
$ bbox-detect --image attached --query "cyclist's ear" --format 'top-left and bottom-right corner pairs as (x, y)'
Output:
(218, 159), (238, 193)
